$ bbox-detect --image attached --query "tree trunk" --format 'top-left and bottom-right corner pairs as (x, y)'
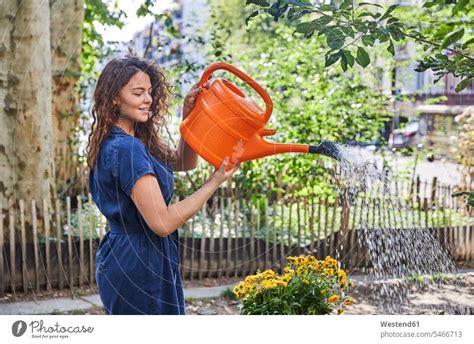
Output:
(0, 0), (54, 240)
(50, 0), (85, 197)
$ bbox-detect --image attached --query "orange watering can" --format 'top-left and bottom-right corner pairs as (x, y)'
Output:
(179, 62), (342, 170)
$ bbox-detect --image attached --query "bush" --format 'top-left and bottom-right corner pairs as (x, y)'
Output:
(233, 255), (354, 315)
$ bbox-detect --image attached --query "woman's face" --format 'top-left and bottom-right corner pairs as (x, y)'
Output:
(115, 71), (153, 123)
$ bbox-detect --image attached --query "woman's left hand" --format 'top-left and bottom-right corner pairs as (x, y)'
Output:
(182, 82), (209, 120)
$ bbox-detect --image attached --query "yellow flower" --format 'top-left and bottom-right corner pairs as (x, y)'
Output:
(296, 266), (306, 276)
(321, 290), (327, 296)
(344, 299), (353, 306)
(328, 295), (340, 303)
(323, 268), (334, 277)
(337, 270), (347, 282)
(337, 309), (345, 315)
(348, 281), (354, 288)
(260, 279), (278, 289)
(303, 279), (310, 285)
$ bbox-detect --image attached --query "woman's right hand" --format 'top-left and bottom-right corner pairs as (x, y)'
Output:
(206, 157), (240, 187)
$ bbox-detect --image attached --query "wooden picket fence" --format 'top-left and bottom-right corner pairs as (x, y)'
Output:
(0, 177), (472, 296)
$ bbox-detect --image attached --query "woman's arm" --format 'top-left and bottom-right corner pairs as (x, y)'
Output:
(171, 136), (198, 172)
(130, 157), (239, 237)
(170, 82), (210, 172)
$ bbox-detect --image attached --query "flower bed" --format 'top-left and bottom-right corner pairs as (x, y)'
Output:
(233, 255), (354, 315)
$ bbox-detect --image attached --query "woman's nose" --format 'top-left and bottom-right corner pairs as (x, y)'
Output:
(144, 93), (152, 104)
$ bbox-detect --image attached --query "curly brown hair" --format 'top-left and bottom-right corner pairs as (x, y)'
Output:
(86, 55), (177, 169)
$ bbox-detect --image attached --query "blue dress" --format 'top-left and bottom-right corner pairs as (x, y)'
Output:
(89, 126), (185, 315)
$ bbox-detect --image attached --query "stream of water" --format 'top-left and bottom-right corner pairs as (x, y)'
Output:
(332, 144), (466, 314)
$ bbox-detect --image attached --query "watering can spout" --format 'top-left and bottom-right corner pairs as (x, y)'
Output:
(308, 141), (343, 162)
(243, 130), (342, 163)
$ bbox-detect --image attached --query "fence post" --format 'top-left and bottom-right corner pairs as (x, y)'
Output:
(66, 196), (74, 289)
(316, 198), (322, 260)
(249, 199), (256, 275)
(234, 199), (239, 277)
(322, 198), (328, 259)
(77, 196), (85, 286)
(0, 201), (4, 297)
(217, 189), (225, 278)
(88, 193), (94, 284)
(43, 199), (52, 291)
(9, 203), (15, 294)
(198, 203), (206, 280)
(279, 201), (285, 271)
(288, 200), (293, 259)
(31, 200), (40, 292)
(225, 197), (232, 279)
(189, 216), (196, 280)
(272, 200), (277, 270)
(264, 198), (269, 270)
(309, 197), (315, 255)
(330, 197), (338, 258)
(19, 200), (27, 293)
(207, 199), (216, 278)
(55, 199), (64, 290)
(296, 199), (301, 257)
(242, 201), (249, 276)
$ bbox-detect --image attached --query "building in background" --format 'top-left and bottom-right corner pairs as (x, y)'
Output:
(381, 0), (473, 160)
(130, 0), (209, 90)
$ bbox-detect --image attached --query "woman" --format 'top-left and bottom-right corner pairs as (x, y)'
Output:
(87, 55), (240, 315)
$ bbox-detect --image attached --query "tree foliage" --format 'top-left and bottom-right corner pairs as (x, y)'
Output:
(244, 0), (474, 92)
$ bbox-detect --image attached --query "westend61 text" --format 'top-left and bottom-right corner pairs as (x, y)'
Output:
(29, 320), (94, 334)
(380, 321), (420, 328)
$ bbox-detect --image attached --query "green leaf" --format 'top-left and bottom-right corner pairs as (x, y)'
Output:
(325, 52), (341, 67)
(389, 27), (405, 41)
(340, 53), (348, 71)
(441, 28), (464, 48)
(462, 37), (474, 50)
(246, 10), (260, 25)
(246, 0), (270, 7)
(356, 47), (370, 67)
(341, 49), (355, 67)
(380, 4), (399, 21)
(455, 78), (472, 93)
(341, 26), (355, 38)
(285, 0), (312, 8)
(357, 11), (374, 17)
(320, 4), (333, 12)
(295, 20), (322, 33)
(362, 34), (376, 47)
(288, 9), (311, 21)
(422, 1), (437, 8)
(387, 39), (395, 56)
(317, 15), (333, 25)
(340, 0), (352, 10)
(453, 0), (469, 14)
(327, 29), (345, 49)
(359, 2), (383, 8)
(387, 17), (399, 25)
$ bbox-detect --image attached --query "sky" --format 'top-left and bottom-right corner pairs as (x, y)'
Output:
(98, 0), (175, 43)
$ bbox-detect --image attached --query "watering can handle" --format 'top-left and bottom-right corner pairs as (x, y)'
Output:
(198, 62), (273, 124)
